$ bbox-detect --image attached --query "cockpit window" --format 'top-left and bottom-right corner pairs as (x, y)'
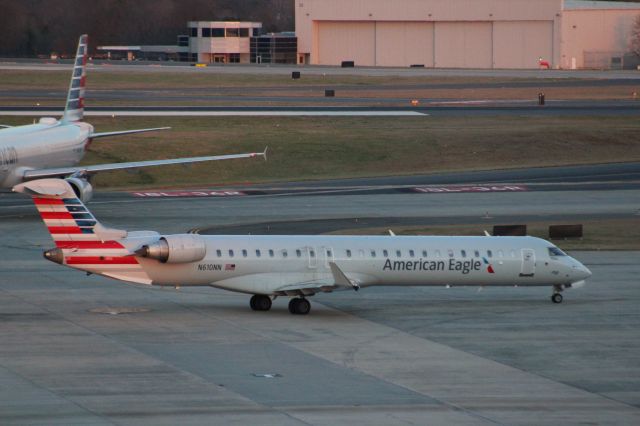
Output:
(548, 247), (567, 257)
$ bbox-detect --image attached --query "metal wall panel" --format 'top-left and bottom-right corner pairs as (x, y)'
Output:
(434, 22), (493, 68)
(375, 22), (434, 67)
(317, 22), (375, 66)
(493, 21), (553, 68)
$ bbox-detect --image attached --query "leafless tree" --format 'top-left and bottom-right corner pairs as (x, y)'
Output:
(632, 14), (640, 57)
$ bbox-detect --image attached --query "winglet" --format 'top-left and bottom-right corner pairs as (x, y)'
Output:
(388, 229), (396, 236)
(484, 230), (491, 236)
(329, 262), (359, 291)
(262, 146), (268, 162)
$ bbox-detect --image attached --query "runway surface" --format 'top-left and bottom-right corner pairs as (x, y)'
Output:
(2, 102), (640, 117)
(3, 60), (640, 79)
(1, 168), (639, 424)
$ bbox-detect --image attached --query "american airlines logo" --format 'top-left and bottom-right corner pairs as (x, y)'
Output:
(383, 258), (486, 275)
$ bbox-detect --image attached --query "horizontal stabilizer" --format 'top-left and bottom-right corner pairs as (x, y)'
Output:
(90, 127), (171, 139)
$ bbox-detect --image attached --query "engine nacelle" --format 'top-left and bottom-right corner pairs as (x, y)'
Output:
(65, 177), (93, 203)
(136, 235), (206, 264)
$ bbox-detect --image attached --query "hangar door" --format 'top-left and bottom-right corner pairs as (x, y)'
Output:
(493, 21), (553, 69)
(375, 22), (434, 67)
(434, 22), (493, 68)
(317, 22), (375, 66)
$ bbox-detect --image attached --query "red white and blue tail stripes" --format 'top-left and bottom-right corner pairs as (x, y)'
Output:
(62, 34), (88, 123)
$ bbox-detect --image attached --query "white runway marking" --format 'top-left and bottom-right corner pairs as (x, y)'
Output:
(0, 110), (427, 117)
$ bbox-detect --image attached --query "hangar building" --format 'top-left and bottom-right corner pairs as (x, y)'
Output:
(295, 0), (640, 69)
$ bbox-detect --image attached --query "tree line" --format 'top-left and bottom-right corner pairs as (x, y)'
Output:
(0, 0), (293, 57)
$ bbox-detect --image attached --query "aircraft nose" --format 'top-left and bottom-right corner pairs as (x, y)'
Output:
(573, 262), (592, 280)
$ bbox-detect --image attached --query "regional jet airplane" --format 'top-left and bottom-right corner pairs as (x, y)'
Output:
(0, 35), (264, 202)
(14, 179), (592, 315)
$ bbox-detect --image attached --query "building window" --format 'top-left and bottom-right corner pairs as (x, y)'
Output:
(202, 28), (211, 37)
(229, 53), (240, 63)
(212, 28), (225, 37)
(240, 28), (249, 37)
(253, 28), (261, 36)
(190, 27), (198, 37)
(226, 28), (239, 37)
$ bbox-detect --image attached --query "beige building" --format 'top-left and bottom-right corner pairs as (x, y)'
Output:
(188, 21), (262, 63)
(295, 0), (640, 69)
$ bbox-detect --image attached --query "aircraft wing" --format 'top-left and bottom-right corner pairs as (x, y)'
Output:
(89, 127), (171, 139)
(0, 125), (12, 128)
(272, 262), (363, 296)
(22, 149), (267, 180)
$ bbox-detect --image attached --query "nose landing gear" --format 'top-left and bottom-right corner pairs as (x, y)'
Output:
(551, 285), (563, 304)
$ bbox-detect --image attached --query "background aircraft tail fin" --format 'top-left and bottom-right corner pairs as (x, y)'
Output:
(62, 34), (88, 123)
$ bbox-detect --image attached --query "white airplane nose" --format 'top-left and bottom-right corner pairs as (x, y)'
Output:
(574, 263), (592, 280)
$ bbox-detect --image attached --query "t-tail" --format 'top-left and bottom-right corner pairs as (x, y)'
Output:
(13, 179), (153, 284)
(62, 34), (88, 123)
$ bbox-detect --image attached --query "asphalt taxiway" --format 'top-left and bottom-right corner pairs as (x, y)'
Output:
(1, 165), (639, 425)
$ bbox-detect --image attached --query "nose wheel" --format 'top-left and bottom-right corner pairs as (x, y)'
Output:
(250, 295), (272, 311)
(288, 298), (311, 315)
(551, 285), (564, 304)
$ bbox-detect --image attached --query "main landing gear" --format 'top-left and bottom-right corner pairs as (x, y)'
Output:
(551, 285), (563, 304)
(250, 294), (272, 311)
(249, 295), (311, 315)
(288, 297), (311, 315)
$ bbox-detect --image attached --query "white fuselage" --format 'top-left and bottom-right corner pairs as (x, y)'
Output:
(107, 234), (589, 295)
(0, 119), (91, 187)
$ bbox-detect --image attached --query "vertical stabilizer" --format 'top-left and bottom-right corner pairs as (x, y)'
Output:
(62, 34), (88, 123)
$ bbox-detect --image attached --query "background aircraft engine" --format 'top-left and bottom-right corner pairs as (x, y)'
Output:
(136, 235), (207, 264)
(65, 177), (93, 203)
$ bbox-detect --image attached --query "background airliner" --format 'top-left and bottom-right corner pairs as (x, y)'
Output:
(15, 178), (592, 315)
(0, 35), (264, 202)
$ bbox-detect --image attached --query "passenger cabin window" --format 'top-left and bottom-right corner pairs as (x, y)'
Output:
(383, 250), (389, 257)
(474, 250), (480, 258)
(422, 250), (427, 257)
(242, 249), (248, 258)
(370, 250), (376, 258)
(409, 250), (415, 258)
(216, 249), (222, 257)
(228, 250), (234, 258)
(269, 249), (274, 258)
(448, 249), (454, 258)
(487, 250), (493, 258)
(548, 247), (567, 256)
(461, 250), (467, 258)
(326, 249), (332, 258)
(282, 250), (288, 258)
(296, 249), (302, 258)
(396, 250), (401, 258)
(310, 250), (315, 258)
(256, 249), (261, 257)
(435, 250), (441, 258)
(346, 250), (352, 258)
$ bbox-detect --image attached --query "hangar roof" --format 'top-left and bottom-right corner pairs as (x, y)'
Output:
(564, 0), (640, 10)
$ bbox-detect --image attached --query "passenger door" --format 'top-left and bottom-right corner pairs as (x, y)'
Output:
(520, 249), (535, 277)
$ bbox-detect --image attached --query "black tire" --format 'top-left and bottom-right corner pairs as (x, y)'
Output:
(250, 295), (258, 311)
(255, 295), (272, 311)
(288, 298), (299, 314)
(297, 298), (311, 315)
(551, 293), (563, 304)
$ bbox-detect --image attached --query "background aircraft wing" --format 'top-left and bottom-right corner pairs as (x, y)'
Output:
(90, 127), (171, 139)
(22, 149), (267, 180)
